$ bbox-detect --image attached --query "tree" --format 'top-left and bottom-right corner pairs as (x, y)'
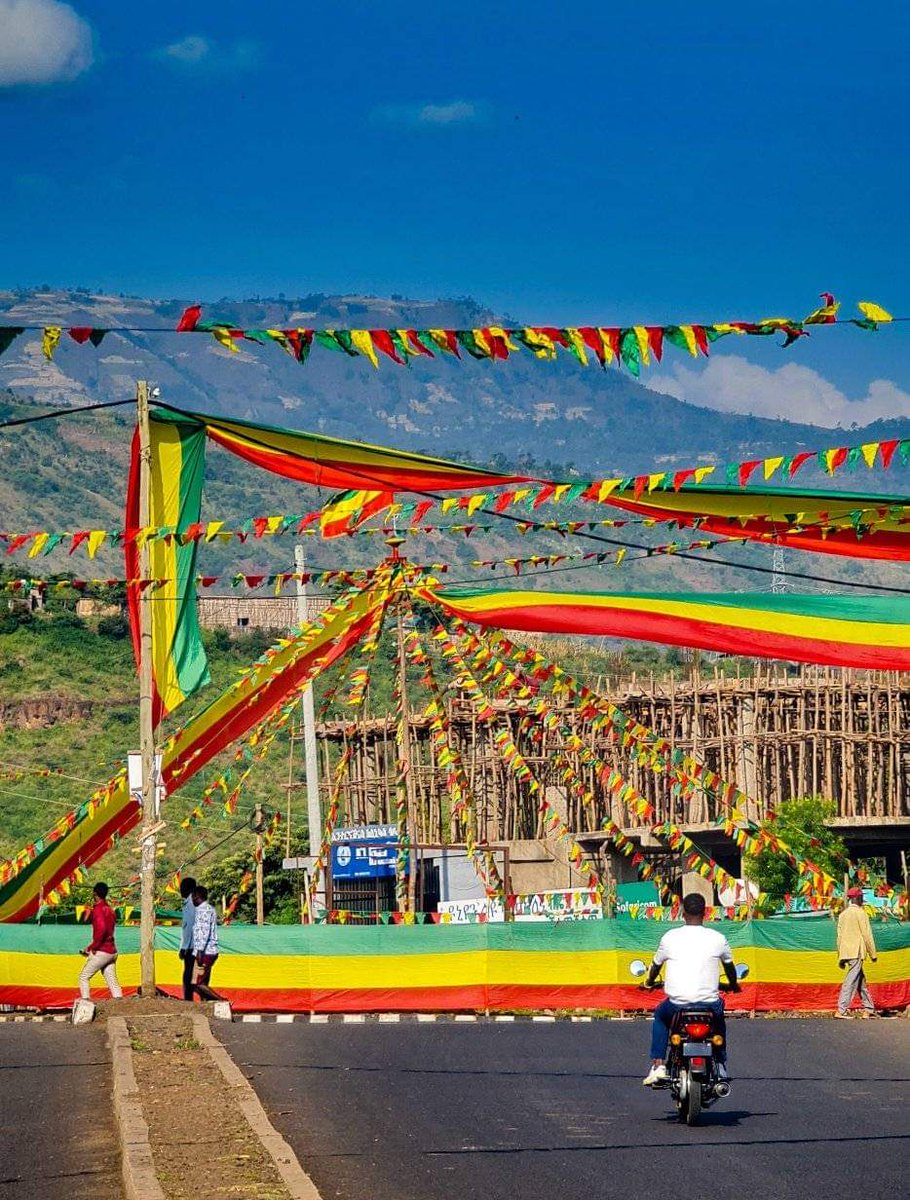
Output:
(744, 796), (848, 905)
(200, 828), (310, 924)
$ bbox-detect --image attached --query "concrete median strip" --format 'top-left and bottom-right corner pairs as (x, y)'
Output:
(191, 1013), (323, 1200)
(107, 1016), (167, 1200)
(107, 1009), (321, 1200)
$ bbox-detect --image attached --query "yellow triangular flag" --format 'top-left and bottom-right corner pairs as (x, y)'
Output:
(350, 329), (379, 368)
(211, 327), (239, 352)
(857, 301), (892, 323)
(763, 456), (784, 481)
(42, 327), (62, 360)
(86, 530), (107, 559)
(597, 479), (621, 501)
(860, 443), (879, 469)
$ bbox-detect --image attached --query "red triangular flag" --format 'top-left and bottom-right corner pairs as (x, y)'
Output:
(176, 305), (202, 332)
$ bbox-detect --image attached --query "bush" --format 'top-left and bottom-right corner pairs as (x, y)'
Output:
(744, 796), (848, 905)
(98, 613), (131, 639)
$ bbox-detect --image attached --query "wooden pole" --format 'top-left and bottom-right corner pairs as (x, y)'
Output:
(255, 804), (265, 926)
(396, 591), (419, 913)
(388, 537), (418, 912)
(136, 381), (158, 997)
(294, 545), (321, 855)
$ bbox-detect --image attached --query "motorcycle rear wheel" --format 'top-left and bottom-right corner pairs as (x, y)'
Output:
(683, 1072), (702, 1125)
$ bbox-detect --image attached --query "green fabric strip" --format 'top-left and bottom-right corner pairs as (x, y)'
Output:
(1, 918), (906, 955)
(171, 424), (211, 700)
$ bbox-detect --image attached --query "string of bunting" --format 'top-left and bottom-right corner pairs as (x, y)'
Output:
(401, 614), (504, 899)
(458, 625), (692, 899)
(453, 622), (763, 898)
(306, 747), (354, 918)
(392, 670), (411, 910)
(3, 295), (893, 379)
(0, 767), (127, 889)
(429, 622), (600, 888)
(222, 812), (282, 923)
(4, 419), (910, 562)
(466, 623), (841, 901)
(0, 764), (67, 782)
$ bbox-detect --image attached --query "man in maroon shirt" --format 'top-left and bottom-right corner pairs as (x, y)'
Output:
(78, 882), (123, 1000)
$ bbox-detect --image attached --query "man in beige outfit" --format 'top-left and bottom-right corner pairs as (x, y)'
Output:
(835, 887), (877, 1018)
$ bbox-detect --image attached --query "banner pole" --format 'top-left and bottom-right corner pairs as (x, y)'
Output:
(137, 380), (158, 996)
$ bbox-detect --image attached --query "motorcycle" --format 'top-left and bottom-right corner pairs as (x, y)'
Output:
(630, 958), (749, 1125)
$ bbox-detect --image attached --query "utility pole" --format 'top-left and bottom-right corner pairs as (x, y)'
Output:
(136, 380), (158, 997)
(255, 803), (265, 926)
(294, 545), (321, 859)
(388, 537), (418, 912)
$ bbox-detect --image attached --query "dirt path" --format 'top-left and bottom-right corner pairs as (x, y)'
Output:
(125, 1014), (291, 1200)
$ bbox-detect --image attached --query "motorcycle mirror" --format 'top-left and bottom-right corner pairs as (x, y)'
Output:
(629, 959), (647, 978)
(736, 963), (750, 980)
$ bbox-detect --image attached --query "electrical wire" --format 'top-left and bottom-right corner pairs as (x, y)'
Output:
(0, 398), (135, 430)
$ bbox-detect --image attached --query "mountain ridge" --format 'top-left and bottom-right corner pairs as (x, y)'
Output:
(5, 287), (906, 480)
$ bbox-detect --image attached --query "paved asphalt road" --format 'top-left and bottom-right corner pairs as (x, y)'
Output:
(219, 1017), (909, 1200)
(0, 1022), (122, 1200)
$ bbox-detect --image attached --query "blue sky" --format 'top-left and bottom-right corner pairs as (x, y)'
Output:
(1, 0), (908, 423)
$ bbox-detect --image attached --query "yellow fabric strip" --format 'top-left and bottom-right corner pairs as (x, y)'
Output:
(4, 945), (905, 990)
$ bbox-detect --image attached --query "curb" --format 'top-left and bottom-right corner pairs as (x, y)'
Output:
(192, 1013), (323, 1200)
(0, 1013), (69, 1022)
(107, 1016), (167, 1200)
(234, 1012), (632, 1024)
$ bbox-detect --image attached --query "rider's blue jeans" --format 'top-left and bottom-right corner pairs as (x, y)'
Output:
(650, 997), (727, 1063)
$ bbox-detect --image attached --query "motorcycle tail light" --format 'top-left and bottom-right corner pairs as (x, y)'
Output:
(711, 1035), (724, 1046)
(684, 1022), (711, 1039)
(691, 1056), (706, 1068)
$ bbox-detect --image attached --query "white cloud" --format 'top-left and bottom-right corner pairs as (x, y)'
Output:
(159, 35), (209, 65)
(0, 0), (93, 86)
(418, 100), (477, 125)
(151, 35), (261, 72)
(372, 99), (482, 126)
(646, 355), (910, 428)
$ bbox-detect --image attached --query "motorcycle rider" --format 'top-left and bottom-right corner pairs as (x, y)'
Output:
(642, 892), (741, 1087)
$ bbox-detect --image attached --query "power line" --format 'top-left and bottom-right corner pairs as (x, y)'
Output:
(0, 398), (135, 430)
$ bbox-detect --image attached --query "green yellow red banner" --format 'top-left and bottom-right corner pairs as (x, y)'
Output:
(0, 919), (906, 1013)
(423, 586), (910, 671)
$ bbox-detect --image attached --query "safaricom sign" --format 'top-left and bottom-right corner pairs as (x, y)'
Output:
(330, 825), (400, 879)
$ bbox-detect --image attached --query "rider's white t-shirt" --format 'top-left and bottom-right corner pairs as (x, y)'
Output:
(653, 925), (734, 1004)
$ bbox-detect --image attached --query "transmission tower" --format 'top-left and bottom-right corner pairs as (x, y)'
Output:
(771, 543), (788, 594)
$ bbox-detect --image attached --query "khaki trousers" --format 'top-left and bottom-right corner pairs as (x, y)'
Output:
(79, 951), (122, 1000)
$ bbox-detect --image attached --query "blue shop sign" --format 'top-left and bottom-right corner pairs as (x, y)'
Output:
(331, 824), (403, 879)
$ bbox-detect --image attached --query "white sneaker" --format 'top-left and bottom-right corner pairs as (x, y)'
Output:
(643, 1063), (668, 1087)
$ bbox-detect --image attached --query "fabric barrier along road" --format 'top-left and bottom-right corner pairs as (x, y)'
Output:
(1, 919), (907, 1013)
